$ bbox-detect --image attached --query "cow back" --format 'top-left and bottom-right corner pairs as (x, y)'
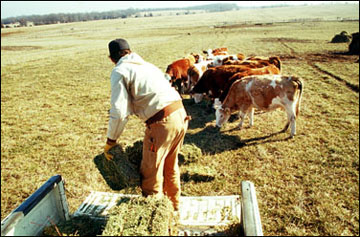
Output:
(219, 64), (281, 102)
(192, 65), (255, 97)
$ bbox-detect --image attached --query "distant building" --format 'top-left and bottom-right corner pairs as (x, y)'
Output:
(26, 21), (34, 27)
(4, 22), (21, 28)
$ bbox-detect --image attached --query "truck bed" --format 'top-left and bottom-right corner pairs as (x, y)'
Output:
(1, 175), (262, 236)
(74, 191), (241, 236)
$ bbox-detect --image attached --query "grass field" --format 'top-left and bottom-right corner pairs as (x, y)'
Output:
(1, 3), (359, 236)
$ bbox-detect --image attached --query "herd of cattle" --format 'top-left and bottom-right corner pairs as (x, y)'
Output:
(164, 48), (303, 137)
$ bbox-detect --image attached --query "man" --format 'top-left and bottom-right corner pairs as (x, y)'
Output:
(104, 38), (189, 211)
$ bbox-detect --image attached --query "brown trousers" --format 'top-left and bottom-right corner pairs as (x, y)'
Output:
(140, 108), (188, 210)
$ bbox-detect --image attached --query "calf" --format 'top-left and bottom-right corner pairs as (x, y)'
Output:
(219, 64), (281, 102)
(186, 60), (213, 93)
(191, 65), (254, 103)
(191, 62), (280, 103)
(216, 74), (303, 137)
(209, 53), (246, 67)
(165, 55), (196, 94)
(203, 47), (229, 59)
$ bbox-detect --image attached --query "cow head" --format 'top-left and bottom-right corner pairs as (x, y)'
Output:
(215, 106), (231, 127)
(193, 93), (204, 103)
(269, 56), (281, 71)
(164, 73), (171, 82)
(191, 53), (204, 63)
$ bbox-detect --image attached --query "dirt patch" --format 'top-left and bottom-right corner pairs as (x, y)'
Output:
(279, 54), (299, 61)
(1, 30), (24, 37)
(214, 22), (274, 29)
(306, 52), (358, 63)
(1, 46), (43, 51)
(261, 37), (318, 43)
(278, 52), (358, 63)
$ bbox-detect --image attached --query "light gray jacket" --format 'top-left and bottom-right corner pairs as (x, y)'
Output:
(107, 52), (181, 140)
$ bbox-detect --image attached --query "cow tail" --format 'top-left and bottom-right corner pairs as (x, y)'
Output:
(293, 77), (303, 116)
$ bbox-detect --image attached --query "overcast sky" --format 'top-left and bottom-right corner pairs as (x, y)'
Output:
(1, 1), (355, 19)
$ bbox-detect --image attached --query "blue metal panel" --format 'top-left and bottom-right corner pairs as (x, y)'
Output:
(13, 175), (62, 215)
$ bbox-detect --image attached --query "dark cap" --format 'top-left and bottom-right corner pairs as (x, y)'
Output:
(108, 38), (130, 56)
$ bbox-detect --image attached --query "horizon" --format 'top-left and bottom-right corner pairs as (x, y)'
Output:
(1, 1), (356, 19)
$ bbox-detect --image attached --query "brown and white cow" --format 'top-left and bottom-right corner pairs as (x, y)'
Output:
(223, 56), (281, 71)
(165, 55), (196, 94)
(219, 64), (281, 102)
(208, 53), (246, 67)
(186, 60), (213, 93)
(203, 47), (229, 58)
(191, 63), (281, 103)
(216, 74), (303, 137)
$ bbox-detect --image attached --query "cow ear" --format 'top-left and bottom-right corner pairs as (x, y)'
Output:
(225, 108), (230, 114)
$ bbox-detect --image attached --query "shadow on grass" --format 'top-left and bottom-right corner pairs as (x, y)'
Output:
(184, 125), (243, 155)
(237, 131), (293, 148)
(181, 171), (215, 183)
(184, 122), (294, 154)
(182, 98), (216, 130)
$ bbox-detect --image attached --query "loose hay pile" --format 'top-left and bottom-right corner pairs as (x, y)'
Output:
(43, 215), (105, 236)
(179, 143), (202, 164)
(94, 141), (202, 190)
(94, 141), (143, 190)
(43, 195), (176, 236)
(102, 195), (177, 236)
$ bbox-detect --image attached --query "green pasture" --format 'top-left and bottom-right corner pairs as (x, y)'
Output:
(1, 4), (359, 236)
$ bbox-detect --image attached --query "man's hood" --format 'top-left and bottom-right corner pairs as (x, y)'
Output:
(117, 52), (146, 65)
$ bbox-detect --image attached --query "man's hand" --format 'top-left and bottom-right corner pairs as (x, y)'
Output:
(104, 139), (117, 161)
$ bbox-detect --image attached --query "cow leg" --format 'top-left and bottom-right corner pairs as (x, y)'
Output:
(236, 110), (246, 129)
(281, 122), (290, 133)
(249, 108), (254, 127)
(290, 115), (296, 137)
(284, 105), (296, 137)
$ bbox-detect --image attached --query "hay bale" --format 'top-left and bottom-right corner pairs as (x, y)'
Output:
(102, 195), (176, 236)
(179, 143), (202, 164)
(94, 141), (143, 190)
(349, 32), (359, 54)
(331, 31), (351, 43)
(43, 215), (105, 236)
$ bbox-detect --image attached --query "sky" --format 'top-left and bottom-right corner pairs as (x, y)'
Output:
(1, 1), (355, 19)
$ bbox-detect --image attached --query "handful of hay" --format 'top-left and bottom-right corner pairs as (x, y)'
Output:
(94, 141), (143, 190)
(102, 195), (177, 236)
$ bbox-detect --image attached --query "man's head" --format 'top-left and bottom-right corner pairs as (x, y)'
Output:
(108, 38), (131, 63)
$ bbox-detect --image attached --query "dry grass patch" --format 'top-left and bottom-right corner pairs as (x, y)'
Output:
(1, 5), (359, 236)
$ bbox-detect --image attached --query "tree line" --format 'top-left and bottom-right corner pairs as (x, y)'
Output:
(1, 3), (239, 27)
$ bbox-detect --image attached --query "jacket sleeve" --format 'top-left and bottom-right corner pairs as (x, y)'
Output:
(106, 71), (132, 140)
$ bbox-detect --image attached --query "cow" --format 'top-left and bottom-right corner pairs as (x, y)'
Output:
(186, 60), (213, 93)
(191, 62), (281, 103)
(165, 55), (196, 94)
(219, 64), (281, 102)
(223, 56), (281, 71)
(215, 74), (303, 138)
(190, 53), (205, 63)
(208, 53), (246, 67)
(203, 47), (229, 58)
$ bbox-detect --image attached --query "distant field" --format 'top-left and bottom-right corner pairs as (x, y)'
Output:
(1, 3), (359, 236)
